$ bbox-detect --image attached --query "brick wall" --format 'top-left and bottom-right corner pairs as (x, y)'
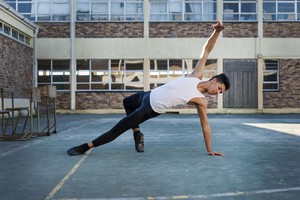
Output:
(264, 22), (300, 38)
(54, 91), (217, 110)
(223, 22), (258, 38)
(0, 34), (33, 98)
(149, 22), (213, 38)
(56, 92), (71, 110)
(76, 22), (144, 38)
(36, 22), (70, 38)
(263, 59), (300, 108)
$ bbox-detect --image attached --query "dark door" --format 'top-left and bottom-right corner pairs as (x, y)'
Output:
(223, 59), (258, 108)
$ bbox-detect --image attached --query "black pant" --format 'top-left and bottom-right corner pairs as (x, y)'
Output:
(92, 91), (160, 147)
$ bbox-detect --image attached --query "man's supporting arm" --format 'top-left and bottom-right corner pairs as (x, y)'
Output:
(195, 98), (223, 156)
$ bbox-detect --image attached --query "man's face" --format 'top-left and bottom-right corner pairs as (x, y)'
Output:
(207, 78), (226, 95)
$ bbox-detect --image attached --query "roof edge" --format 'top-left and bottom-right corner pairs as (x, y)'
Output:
(0, 1), (37, 30)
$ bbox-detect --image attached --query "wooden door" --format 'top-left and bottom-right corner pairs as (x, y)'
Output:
(223, 59), (258, 108)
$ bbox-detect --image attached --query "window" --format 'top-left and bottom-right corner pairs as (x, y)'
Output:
(185, 0), (217, 21)
(12, 29), (19, 40)
(263, 0), (299, 21)
(111, 59), (143, 90)
(4, 0), (70, 22)
(0, 21), (31, 46)
(76, 59), (111, 90)
(76, 59), (143, 91)
(76, 0), (143, 22)
(263, 60), (279, 91)
(25, 36), (30, 45)
(223, 0), (257, 21)
(4, 25), (11, 35)
(38, 60), (70, 90)
(19, 33), (25, 42)
(149, 59), (217, 89)
(52, 0), (70, 21)
(150, 0), (216, 21)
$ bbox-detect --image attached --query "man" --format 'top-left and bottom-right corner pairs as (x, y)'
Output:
(67, 20), (230, 157)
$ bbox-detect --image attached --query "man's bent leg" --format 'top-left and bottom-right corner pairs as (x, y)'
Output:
(67, 93), (159, 155)
(123, 92), (150, 151)
(123, 92), (145, 132)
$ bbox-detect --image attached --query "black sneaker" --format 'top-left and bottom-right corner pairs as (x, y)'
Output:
(67, 143), (89, 156)
(134, 132), (144, 153)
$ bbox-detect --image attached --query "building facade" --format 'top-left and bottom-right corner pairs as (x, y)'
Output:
(0, 1), (36, 109)
(2, 0), (300, 113)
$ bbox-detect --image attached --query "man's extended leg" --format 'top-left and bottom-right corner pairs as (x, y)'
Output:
(123, 92), (147, 152)
(67, 92), (159, 156)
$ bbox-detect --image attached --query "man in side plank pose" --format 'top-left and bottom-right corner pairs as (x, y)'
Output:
(67, 20), (229, 157)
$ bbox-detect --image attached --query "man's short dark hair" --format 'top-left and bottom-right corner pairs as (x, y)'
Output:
(209, 73), (230, 91)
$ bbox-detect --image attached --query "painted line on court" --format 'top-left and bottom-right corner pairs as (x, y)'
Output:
(56, 186), (300, 200)
(45, 149), (93, 200)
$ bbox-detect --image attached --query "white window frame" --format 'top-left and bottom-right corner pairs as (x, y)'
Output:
(149, 59), (217, 89)
(76, 0), (143, 22)
(263, 60), (280, 92)
(38, 60), (70, 91)
(4, 0), (70, 22)
(0, 21), (31, 46)
(75, 59), (144, 91)
(149, 0), (217, 22)
(223, 0), (257, 21)
(263, 0), (299, 21)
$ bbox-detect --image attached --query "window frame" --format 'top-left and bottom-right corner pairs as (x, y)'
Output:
(149, 0), (217, 22)
(223, 0), (257, 21)
(0, 21), (31, 46)
(75, 59), (144, 91)
(263, 59), (280, 92)
(76, 0), (144, 22)
(263, 0), (299, 21)
(38, 60), (71, 91)
(149, 59), (217, 89)
(4, 0), (70, 22)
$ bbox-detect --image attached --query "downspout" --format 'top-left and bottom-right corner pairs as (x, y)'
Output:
(70, 0), (76, 111)
(33, 25), (39, 88)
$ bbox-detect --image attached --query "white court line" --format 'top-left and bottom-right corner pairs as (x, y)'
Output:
(55, 186), (300, 200)
(45, 149), (93, 200)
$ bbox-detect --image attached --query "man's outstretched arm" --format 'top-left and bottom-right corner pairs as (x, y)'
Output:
(187, 20), (224, 80)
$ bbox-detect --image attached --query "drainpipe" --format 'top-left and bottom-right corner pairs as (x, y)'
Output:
(33, 25), (39, 88)
(143, 0), (150, 91)
(257, 0), (263, 112)
(70, 0), (76, 112)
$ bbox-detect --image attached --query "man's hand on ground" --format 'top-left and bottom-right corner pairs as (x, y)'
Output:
(207, 151), (223, 156)
(212, 20), (224, 32)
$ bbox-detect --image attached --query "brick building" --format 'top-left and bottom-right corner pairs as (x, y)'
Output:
(1, 0), (300, 113)
(0, 1), (36, 109)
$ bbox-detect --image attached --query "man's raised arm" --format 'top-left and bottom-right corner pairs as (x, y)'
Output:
(187, 21), (224, 80)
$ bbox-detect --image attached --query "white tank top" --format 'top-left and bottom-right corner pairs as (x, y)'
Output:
(150, 77), (205, 113)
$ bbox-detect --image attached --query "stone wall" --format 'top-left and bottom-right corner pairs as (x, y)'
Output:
(53, 91), (217, 110)
(76, 22), (144, 38)
(0, 34), (33, 98)
(36, 22), (70, 38)
(149, 22), (213, 38)
(263, 59), (300, 108)
(223, 22), (258, 38)
(264, 22), (300, 38)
